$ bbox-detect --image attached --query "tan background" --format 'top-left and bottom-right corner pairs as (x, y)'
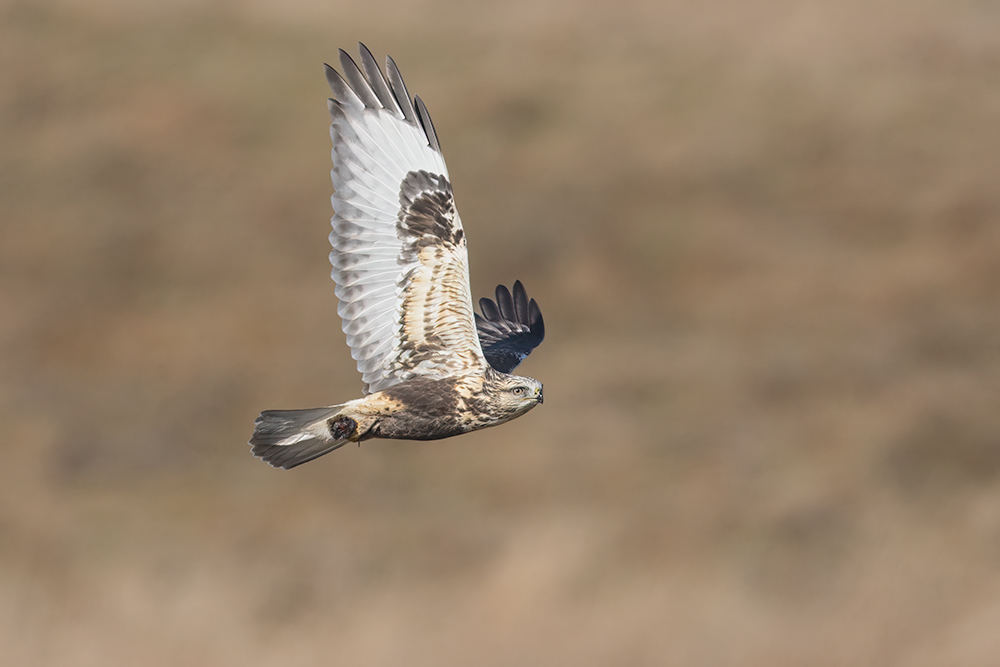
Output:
(3, 0), (1000, 664)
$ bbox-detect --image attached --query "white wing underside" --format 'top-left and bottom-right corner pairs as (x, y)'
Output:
(328, 48), (487, 394)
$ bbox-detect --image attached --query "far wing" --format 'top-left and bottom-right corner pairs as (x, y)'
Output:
(475, 281), (545, 374)
(326, 45), (488, 394)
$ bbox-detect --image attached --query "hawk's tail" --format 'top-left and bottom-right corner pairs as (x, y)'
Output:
(249, 405), (354, 469)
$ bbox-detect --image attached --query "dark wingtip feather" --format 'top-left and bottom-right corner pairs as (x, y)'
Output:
(338, 48), (381, 109)
(357, 43), (400, 115)
(324, 62), (338, 89)
(414, 95), (442, 152)
(386, 55), (418, 123)
(325, 63), (365, 111)
(495, 284), (514, 320)
(479, 296), (500, 321)
(528, 298), (544, 340)
(512, 280), (530, 323)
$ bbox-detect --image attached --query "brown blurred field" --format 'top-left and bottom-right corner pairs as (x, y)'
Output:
(3, 0), (1000, 664)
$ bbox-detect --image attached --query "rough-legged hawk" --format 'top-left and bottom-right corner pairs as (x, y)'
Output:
(249, 44), (545, 469)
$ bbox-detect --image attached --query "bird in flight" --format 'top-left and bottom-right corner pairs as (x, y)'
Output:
(249, 44), (545, 469)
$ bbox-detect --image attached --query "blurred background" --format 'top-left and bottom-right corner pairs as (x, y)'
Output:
(2, 0), (999, 664)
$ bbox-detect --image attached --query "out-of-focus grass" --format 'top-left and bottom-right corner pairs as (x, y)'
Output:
(2, 1), (1000, 665)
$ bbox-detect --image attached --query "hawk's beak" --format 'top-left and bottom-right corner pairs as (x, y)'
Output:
(536, 386), (544, 404)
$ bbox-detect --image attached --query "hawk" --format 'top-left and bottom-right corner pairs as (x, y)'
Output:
(249, 44), (545, 469)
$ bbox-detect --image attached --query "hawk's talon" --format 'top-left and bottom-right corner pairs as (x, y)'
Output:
(329, 416), (357, 441)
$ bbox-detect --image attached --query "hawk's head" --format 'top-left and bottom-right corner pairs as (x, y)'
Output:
(489, 372), (543, 420)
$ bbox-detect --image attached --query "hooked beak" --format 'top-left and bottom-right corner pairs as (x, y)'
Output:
(536, 385), (544, 404)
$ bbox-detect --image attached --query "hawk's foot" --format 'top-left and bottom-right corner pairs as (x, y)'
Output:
(328, 415), (357, 441)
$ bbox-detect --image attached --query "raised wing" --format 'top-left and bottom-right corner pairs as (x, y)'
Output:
(475, 281), (545, 374)
(326, 44), (488, 394)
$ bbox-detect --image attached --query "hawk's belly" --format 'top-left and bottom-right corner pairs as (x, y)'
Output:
(364, 375), (488, 441)
(371, 413), (472, 441)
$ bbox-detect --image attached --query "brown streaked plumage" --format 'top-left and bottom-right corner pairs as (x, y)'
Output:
(249, 44), (545, 469)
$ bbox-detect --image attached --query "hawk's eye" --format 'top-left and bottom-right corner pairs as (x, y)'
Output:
(511, 386), (526, 396)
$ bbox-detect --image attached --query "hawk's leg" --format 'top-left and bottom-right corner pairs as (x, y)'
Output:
(328, 416), (357, 441)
